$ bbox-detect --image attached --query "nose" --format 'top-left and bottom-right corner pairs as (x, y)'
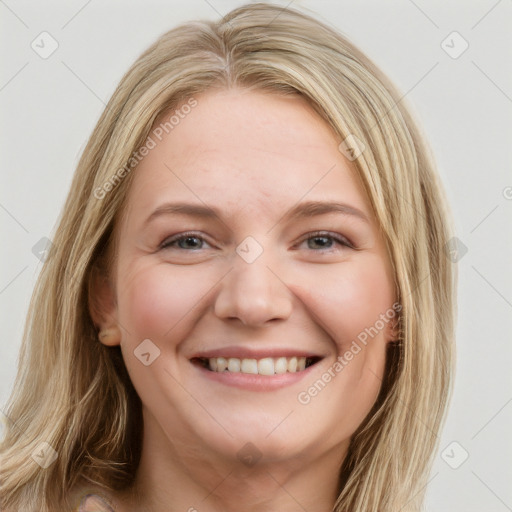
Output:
(214, 253), (293, 327)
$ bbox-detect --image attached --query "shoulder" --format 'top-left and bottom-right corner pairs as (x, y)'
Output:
(68, 483), (117, 512)
(0, 493), (115, 512)
(75, 493), (116, 512)
(0, 487), (116, 512)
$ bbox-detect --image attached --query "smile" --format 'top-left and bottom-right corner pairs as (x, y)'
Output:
(193, 356), (321, 375)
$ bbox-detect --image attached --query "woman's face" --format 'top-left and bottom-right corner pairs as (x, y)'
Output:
(103, 88), (397, 469)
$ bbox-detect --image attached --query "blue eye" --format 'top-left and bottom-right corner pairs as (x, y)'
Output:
(300, 232), (353, 251)
(159, 231), (353, 253)
(160, 232), (209, 250)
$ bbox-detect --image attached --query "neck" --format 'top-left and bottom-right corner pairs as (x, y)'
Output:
(115, 410), (347, 512)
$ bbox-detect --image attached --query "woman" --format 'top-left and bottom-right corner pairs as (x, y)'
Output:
(0, 3), (456, 511)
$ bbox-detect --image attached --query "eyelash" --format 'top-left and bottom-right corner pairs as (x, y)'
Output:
(159, 230), (354, 252)
(298, 231), (354, 251)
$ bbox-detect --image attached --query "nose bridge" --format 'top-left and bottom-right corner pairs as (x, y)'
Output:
(214, 245), (292, 326)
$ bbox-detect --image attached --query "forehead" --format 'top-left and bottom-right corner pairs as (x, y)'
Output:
(123, 88), (373, 224)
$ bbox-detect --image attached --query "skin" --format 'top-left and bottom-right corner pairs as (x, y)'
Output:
(91, 88), (397, 512)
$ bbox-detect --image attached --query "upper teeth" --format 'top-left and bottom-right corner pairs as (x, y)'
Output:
(208, 356), (308, 375)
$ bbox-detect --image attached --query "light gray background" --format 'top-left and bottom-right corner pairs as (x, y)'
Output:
(1, 1), (511, 510)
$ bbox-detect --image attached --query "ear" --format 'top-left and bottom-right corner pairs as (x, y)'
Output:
(88, 264), (121, 347)
(387, 306), (401, 343)
(388, 319), (400, 342)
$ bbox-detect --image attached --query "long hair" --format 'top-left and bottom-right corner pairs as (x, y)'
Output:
(0, 3), (456, 511)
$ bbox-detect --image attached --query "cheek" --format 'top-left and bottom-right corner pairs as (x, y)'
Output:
(116, 263), (214, 343)
(300, 257), (396, 347)
(291, 259), (395, 437)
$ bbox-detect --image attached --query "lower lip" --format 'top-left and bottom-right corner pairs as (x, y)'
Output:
(192, 361), (320, 391)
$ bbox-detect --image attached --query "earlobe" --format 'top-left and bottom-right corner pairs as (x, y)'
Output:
(388, 316), (401, 343)
(98, 326), (122, 346)
(88, 264), (121, 346)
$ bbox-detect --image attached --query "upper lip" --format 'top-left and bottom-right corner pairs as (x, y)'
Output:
(190, 346), (325, 360)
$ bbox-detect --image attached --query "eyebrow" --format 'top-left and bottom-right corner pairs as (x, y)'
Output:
(144, 200), (370, 226)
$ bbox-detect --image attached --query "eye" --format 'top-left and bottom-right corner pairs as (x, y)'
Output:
(159, 232), (211, 251)
(158, 231), (353, 253)
(296, 231), (354, 251)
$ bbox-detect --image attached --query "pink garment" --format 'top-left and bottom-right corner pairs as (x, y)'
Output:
(78, 494), (115, 512)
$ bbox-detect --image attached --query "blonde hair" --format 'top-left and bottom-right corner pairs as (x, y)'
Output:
(0, 3), (456, 511)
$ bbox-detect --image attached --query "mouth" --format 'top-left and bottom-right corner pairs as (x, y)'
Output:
(191, 355), (322, 376)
